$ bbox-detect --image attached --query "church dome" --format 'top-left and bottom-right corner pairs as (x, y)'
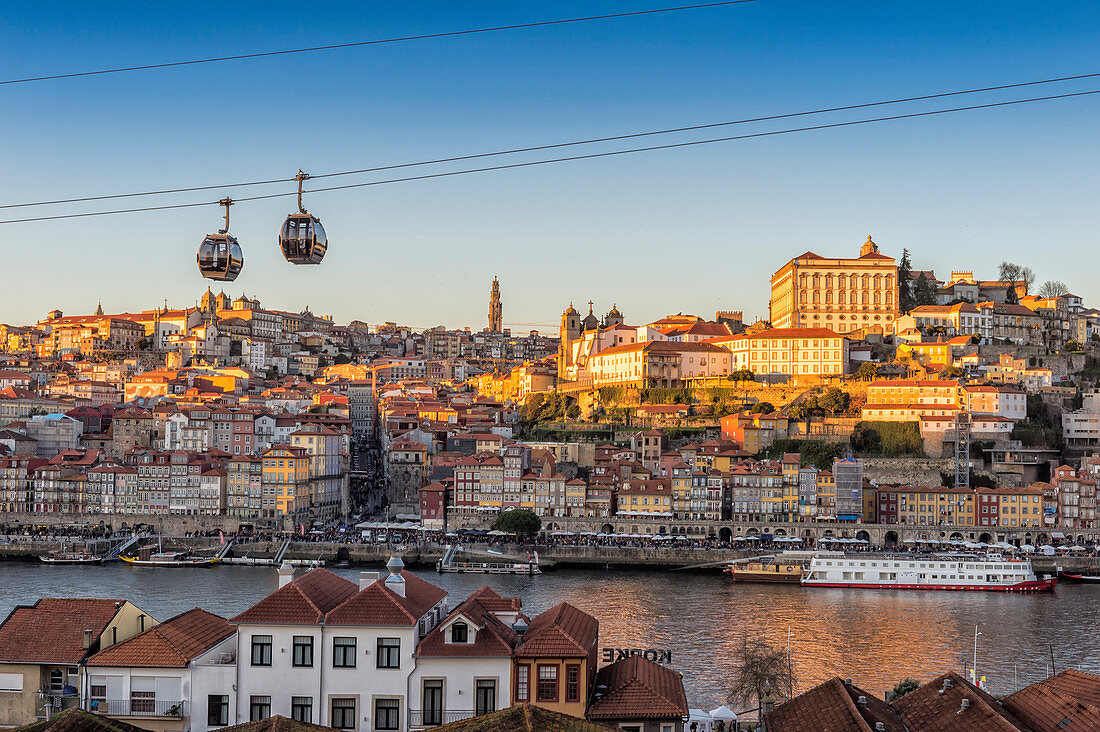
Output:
(564, 302), (579, 316)
(607, 303), (622, 318)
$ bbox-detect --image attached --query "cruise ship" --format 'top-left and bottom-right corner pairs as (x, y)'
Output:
(801, 555), (1056, 592)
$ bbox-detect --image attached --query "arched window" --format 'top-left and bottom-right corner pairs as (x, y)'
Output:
(812, 274), (820, 288)
(874, 274), (881, 288)
(862, 292), (869, 304)
(825, 275), (832, 289)
(862, 274), (870, 288)
(838, 291), (846, 304)
(885, 275), (893, 289)
(874, 291), (881, 304)
(837, 274), (846, 289)
(813, 291), (820, 303)
(451, 621), (468, 643)
(825, 291), (833, 304)
(800, 291), (807, 303)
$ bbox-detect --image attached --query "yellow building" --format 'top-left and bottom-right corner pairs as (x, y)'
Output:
(615, 479), (673, 517)
(896, 486), (975, 526)
(261, 445), (310, 518)
(709, 327), (849, 377)
(670, 463), (693, 518)
(896, 341), (952, 367)
(769, 236), (899, 335)
(861, 379), (965, 422)
(816, 471), (836, 518)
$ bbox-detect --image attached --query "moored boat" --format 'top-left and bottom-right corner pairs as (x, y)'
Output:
(39, 551), (103, 565)
(802, 554), (1055, 592)
(121, 551), (219, 567)
(1058, 571), (1100, 584)
(724, 560), (803, 583)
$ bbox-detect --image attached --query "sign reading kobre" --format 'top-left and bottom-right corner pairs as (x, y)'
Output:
(601, 648), (672, 663)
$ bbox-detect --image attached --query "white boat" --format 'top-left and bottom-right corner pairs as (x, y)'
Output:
(39, 551), (103, 565)
(801, 554), (1056, 592)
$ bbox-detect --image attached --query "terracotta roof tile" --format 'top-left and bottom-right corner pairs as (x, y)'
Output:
(763, 677), (904, 732)
(0, 598), (127, 665)
(417, 592), (521, 658)
(587, 656), (688, 720)
(216, 714), (339, 732)
(1002, 669), (1100, 732)
(892, 672), (1027, 731)
(426, 703), (614, 731)
(230, 569), (358, 625)
(515, 602), (598, 658)
(87, 608), (233, 668)
(15, 708), (151, 732)
(324, 571), (446, 626)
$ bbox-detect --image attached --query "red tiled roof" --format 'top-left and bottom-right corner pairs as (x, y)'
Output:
(87, 608), (233, 668)
(762, 677), (904, 732)
(0, 598), (126, 664)
(417, 592), (521, 659)
(515, 602), (597, 658)
(426, 704), (614, 731)
(230, 569), (358, 625)
(1002, 669), (1100, 731)
(587, 656), (688, 720)
(325, 571), (447, 626)
(892, 672), (1027, 732)
(16, 708), (152, 732)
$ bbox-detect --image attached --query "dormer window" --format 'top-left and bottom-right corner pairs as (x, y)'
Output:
(451, 621), (468, 643)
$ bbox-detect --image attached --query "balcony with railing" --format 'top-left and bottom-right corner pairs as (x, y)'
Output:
(408, 709), (476, 728)
(85, 699), (188, 719)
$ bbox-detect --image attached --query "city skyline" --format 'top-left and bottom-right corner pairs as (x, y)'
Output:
(2, 1), (1099, 326)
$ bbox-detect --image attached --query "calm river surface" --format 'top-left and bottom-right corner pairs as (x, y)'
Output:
(2, 562), (1098, 709)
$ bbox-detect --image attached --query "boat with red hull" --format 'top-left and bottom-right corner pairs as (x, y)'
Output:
(802, 554), (1056, 593)
(1058, 571), (1100, 584)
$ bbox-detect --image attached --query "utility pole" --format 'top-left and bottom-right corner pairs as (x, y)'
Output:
(972, 624), (981, 686)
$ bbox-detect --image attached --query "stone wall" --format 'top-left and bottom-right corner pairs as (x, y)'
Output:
(0, 511), (243, 533)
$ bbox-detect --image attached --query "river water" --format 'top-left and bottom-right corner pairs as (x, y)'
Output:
(2, 562), (1098, 710)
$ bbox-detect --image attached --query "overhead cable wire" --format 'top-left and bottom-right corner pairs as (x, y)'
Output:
(0, 1), (761, 86)
(5, 70), (1100, 211)
(1, 87), (1097, 225)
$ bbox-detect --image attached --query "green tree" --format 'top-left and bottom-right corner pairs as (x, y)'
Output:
(850, 422), (882, 453)
(890, 678), (920, 701)
(750, 401), (775, 415)
(914, 273), (938, 306)
(818, 387), (851, 415)
(855, 362), (879, 381)
(493, 508), (541, 539)
(940, 366), (965, 379)
(1064, 340), (1083, 353)
(897, 248), (915, 314)
(334, 353), (352, 365)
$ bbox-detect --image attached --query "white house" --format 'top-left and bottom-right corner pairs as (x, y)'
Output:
(83, 608), (237, 732)
(231, 559), (448, 732)
(407, 587), (523, 729)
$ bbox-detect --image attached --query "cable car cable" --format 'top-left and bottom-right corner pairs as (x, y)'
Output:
(0, 0), (762, 86)
(3, 70), (1099, 210)
(1, 86), (1097, 225)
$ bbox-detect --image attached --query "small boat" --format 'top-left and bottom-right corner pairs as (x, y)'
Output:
(1058, 571), (1100, 584)
(121, 551), (219, 567)
(39, 551), (103, 565)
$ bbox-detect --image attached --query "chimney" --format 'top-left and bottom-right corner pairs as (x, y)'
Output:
(857, 696), (867, 706)
(384, 556), (406, 598)
(511, 618), (528, 644)
(82, 629), (94, 650)
(960, 699), (970, 711)
(277, 560), (295, 588)
(875, 724), (886, 731)
(359, 571), (380, 592)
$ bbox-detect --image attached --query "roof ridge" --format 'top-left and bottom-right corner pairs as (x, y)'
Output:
(832, 678), (876, 732)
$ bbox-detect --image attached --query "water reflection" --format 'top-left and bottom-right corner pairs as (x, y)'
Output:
(0, 563), (1096, 709)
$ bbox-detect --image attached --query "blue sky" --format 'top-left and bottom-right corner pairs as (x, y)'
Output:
(1, 1), (1098, 331)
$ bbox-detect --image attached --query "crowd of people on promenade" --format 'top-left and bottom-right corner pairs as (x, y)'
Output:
(2, 520), (1098, 558)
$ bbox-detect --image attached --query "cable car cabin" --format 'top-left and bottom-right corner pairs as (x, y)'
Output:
(279, 213), (327, 265)
(197, 233), (244, 281)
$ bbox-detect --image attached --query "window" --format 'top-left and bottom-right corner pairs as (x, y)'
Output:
(537, 665), (558, 701)
(475, 679), (497, 716)
(374, 698), (400, 731)
(291, 697), (312, 723)
(333, 637), (357, 668)
(450, 621), (468, 643)
(89, 683), (106, 705)
(251, 635), (272, 666)
(377, 637), (401, 668)
(566, 665), (581, 702)
(292, 636), (314, 667)
(423, 680), (444, 726)
(208, 695), (229, 727)
(331, 699), (356, 730)
(249, 696), (271, 722)
(131, 689), (155, 715)
(515, 665), (530, 702)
